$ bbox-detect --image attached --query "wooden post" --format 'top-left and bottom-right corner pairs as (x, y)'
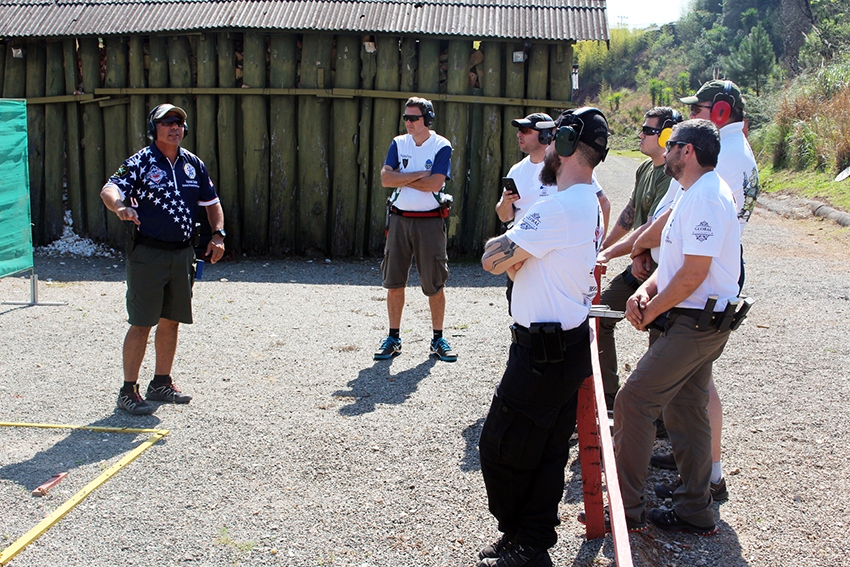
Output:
(127, 36), (147, 153)
(417, 39), (441, 129)
(502, 42), (525, 177)
(268, 33), (298, 255)
(167, 35), (194, 153)
(216, 32), (240, 252)
(3, 42), (26, 98)
(368, 35), (400, 255)
(443, 39), (470, 252)
(475, 41), (503, 251)
(241, 31), (270, 254)
(331, 34), (361, 257)
(26, 40), (46, 245)
(103, 36), (129, 247)
(196, 33), (219, 189)
(78, 37), (106, 240)
(356, 38), (377, 257)
(44, 39), (66, 242)
(297, 33), (333, 255)
(549, 42), (574, 108)
(526, 42), (549, 116)
(467, 87), (485, 253)
(63, 38), (84, 233)
(147, 36), (169, 112)
(0, 42), (5, 95)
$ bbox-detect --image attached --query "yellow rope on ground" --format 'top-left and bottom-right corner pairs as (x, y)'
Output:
(0, 422), (170, 566)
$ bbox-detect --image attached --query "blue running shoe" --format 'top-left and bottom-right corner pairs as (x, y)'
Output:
(374, 336), (402, 360)
(430, 337), (458, 362)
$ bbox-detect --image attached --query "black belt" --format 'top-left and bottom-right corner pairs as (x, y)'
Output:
(389, 205), (448, 219)
(135, 233), (192, 251)
(510, 320), (589, 348)
(669, 307), (721, 325)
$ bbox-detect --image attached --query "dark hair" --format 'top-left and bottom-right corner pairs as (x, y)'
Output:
(672, 119), (721, 168)
(645, 106), (681, 127)
(729, 105), (745, 123)
(575, 142), (605, 169)
(405, 97), (435, 126)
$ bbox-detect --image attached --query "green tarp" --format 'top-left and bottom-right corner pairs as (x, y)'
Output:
(0, 99), (33, 279)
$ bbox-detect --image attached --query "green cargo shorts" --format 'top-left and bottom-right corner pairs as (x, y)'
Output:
(126, 244), (195, 326)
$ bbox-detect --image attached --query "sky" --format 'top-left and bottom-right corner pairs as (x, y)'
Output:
(605, 0), (689, 29)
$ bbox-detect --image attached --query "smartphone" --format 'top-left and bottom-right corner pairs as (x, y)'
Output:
(501, 177), (520, 198)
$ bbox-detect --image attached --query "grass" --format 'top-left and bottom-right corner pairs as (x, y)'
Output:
(759, 163), (850, 212)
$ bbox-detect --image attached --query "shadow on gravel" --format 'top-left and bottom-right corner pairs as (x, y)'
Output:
(333, 357), (437, 416)
(460, 417), (484, 472)
(0, 414), (162, 492)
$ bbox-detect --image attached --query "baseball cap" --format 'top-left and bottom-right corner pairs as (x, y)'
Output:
(545, 107), (609, 151)
(680, 80), (745, 109)
(511, 112), (553, 130)
(151, 103), (187, 121)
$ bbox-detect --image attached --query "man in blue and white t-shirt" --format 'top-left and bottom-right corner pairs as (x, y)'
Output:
(375, 97), (457, 362)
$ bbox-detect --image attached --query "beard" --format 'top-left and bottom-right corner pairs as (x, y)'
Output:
(539, 150), (560, 186)
(664, 155), (684, 180)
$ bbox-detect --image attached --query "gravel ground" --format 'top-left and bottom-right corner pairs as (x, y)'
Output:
(1, 155), (849, 567)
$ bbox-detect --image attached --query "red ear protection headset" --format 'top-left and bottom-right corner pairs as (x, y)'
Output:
(710, 81), (735, 127)
(657, 109), (683, 149)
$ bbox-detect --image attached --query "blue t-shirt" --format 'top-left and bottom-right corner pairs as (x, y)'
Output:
(108, 144), (219, 243)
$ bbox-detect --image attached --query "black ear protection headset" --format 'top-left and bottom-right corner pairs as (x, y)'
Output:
(657, 109), (683, 149)
(147, 105), (189, 141)
(710, 80), (735, 127)
(419, 99), (436, 127)
(553, 107), (608, 161)
(537, 126), (555, 145)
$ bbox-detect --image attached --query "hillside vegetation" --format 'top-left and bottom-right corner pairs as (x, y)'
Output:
(576, 0), (850, 211)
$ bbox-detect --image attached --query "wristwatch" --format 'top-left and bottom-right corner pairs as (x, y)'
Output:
(213, 229), (226, 238)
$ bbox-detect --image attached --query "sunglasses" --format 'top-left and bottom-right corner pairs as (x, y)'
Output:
(689, 103), (712, 114)
(402, 114), (423, 122)
(665, 140), (703, 152)
(641, 125), (662, 136)
(157, 116), (184, 125)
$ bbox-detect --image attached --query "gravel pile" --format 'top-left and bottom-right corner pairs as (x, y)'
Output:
(1, 155), (848, 567)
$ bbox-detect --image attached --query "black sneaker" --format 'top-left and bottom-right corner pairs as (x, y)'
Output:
(430, 337), (457, 362)
(479, 534), (513, 560)
(117, 384), (155, 415)
(654, 476), (729, 502)
(478, 544), (551, 567)
(374, 336), (402, 360)
(146, 382), (192, 403)
(648, 507), (717, 535)
(578, 507), (647, 533)
(650, 452), (678, 470)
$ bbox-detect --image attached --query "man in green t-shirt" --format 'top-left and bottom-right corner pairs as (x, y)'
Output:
(596, 106), (682, 410)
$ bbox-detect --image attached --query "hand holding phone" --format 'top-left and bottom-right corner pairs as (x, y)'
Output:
(501, 177), (520, 199)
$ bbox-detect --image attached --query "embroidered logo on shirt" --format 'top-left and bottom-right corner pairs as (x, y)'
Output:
(146, 165), (167, 185)
(183, 163), (196, 180)
(519, 212), (541, 231)
(692, 220), (713, 242)
(425, 159), (433, 170)
(402, 158), (409, 169)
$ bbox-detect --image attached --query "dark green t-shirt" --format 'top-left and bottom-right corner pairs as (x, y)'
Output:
(629, 159), (671, 227)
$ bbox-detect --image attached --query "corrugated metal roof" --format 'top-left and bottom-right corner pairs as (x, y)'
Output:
(0, 1), (609, 41)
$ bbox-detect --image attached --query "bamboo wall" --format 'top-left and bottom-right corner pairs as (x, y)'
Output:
(2, 33), (575, 258)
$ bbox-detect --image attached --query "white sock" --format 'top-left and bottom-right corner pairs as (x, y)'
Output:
(711, 461), (723, 483)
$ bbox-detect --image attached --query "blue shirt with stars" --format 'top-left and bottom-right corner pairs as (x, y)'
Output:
(108, 143), (220, 243)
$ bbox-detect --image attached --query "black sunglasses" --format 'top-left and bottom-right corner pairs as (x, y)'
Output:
(402, 114), (423, 122)
(665, 140), (703, 152)
(641, 125), (662, 136)
(157, 116), (183, 125)
(689, 103), (712, 114)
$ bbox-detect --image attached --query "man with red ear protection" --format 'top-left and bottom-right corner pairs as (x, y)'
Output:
(641, 79), (760, 503)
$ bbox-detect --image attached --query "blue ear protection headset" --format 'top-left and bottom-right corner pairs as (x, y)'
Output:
(147, 105), (189, 141)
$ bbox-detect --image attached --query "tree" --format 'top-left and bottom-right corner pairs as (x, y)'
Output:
(725, 23), (776, 95)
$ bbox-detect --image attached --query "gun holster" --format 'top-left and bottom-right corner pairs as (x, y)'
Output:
(124, 221), (138, 256)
